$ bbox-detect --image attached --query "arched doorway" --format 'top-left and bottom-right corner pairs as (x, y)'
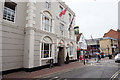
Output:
(58, 40), (65, 65)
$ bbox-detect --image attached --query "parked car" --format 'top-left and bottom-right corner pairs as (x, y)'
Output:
(115, 54), (120, 63)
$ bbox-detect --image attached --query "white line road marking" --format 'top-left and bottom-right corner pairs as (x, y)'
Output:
(109, 70), (120, 80)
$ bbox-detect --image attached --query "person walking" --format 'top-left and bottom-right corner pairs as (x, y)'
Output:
(97, 54), (101, 63)
(85, 54), (88, 64)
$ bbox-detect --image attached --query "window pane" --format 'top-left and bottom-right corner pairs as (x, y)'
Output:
(45, 17), (49, 31)
(46, 0), (50, 8)
(50, 51), (52, 57)
(60, 23), (64, 35)
(41, 43), (43, 50)
(50, 44), (52, 50)
(41, 50), (44, 58)
(60, 6), (63, 12)
(3, 6), (15, 22)
(44, 43), (49, 50)
(69, 46), (72, 55)
(44, 51), (49, 58)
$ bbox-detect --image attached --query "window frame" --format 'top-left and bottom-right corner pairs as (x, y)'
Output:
(69, 13), (71, 23)
(59, 6), (64, 19)
(46, 0), (51, 9)
(69, 46), (73, 56)
(60, 23), (64, 36)
(41, 43), (52, 59)
(3, 2), (17, 22)
(42, 14), (52, 32)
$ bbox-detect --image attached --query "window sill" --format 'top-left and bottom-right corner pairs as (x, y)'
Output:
(69, 55), (74, 57)
(3, 19), (15, 26)
(41, 57), (53, 60)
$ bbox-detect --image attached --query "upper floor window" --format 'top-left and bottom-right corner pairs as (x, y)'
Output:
(69, 13), (71, 22)
(59, 6), (64, 19)
(60, 23), (64, 35)
(42, 12), (52, 32)
(3, 2), (17, 22)
(60, 6), (63, 13)
(46, 0), (50, 9)
(69, 30), (72, 38)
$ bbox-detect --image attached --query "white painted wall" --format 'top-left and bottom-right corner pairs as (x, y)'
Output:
(78, 34), (87, 49)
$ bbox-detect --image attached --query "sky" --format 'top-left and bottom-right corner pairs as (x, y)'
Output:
(63, 0), (119, 39)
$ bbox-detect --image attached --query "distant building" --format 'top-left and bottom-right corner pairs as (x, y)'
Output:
(99, 37), (118, 56)
(76, 33), (87, 56)
(103, 29), (120, 53)
(86, 38), (102, 54)
(104, 29), (118, 39)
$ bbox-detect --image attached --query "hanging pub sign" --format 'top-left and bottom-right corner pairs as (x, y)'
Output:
(74, 26), (79, 34)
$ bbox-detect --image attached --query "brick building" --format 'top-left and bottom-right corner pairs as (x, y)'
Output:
(103, 29), (120, 53)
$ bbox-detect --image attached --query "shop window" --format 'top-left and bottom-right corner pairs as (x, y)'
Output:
(3, 2), (17, 22)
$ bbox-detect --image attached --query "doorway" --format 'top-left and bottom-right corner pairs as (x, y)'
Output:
(58, 47), (65, 64)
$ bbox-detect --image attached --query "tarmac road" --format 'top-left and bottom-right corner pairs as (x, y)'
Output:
(39, 59), (120, 80)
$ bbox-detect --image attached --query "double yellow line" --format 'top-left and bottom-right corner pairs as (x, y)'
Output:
(110, 70), (120, 80)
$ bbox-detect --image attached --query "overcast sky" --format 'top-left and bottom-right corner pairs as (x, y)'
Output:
(63, 0), (119, 39)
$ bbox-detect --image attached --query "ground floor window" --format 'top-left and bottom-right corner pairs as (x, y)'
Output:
(69, 46), (73, 56)
(41, 43), (52, 58)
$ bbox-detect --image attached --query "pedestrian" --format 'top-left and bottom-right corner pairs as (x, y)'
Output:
(83, 55), (85, 65)
(85, 54), (88, 64)
(97, 54), (101, 63)
(80, 55), (83, 62)
(50, 59), (54, 68)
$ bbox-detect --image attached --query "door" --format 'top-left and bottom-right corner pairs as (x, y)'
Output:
(58, 47), (65, 64)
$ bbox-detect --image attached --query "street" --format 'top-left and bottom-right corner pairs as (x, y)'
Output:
(39, 59), (120, 80)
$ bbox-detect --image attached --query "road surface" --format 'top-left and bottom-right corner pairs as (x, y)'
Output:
(39, 59), (120, 80)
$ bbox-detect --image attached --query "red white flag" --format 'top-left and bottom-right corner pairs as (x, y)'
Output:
(59, 8), (67, 17)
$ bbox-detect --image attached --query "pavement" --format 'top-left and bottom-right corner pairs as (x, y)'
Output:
(2, 57), (110, 79)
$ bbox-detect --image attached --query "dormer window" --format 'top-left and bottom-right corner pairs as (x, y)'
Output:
(3, 2), (17, 22)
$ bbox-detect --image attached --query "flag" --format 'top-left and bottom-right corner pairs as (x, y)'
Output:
(68, 16), (74, 31)
(59, 8), (67, 17)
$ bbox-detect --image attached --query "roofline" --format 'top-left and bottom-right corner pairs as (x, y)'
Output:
(57, 0), (76, 16)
